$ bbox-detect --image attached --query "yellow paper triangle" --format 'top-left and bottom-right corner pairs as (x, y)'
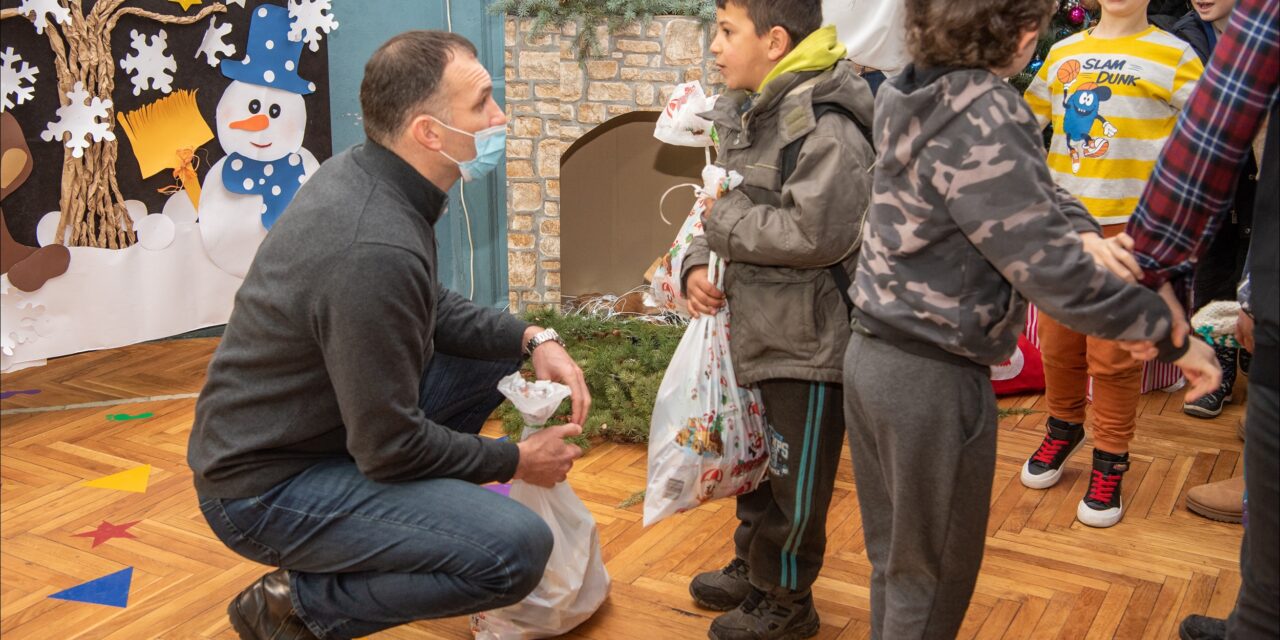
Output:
(169, 0), (203, 10)
(82, 465), (152, 493)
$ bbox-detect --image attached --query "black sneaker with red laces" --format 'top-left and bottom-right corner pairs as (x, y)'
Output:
(1020, 417), (1086, 489)
(1077, 449), (1129, 528)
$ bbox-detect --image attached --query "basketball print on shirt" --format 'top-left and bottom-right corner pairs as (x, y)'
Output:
(1056, 58), (1134, 174)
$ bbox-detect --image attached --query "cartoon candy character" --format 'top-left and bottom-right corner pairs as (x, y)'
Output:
(745, 429), (765, 460)
(697, 468), (724, 501)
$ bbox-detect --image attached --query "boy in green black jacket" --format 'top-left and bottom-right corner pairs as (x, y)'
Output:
(680, 1), (874, 638)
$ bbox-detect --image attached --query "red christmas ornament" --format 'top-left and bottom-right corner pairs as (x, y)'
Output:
(1069, 6), (1087, 25)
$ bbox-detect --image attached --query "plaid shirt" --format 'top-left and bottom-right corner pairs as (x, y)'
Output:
(1126, 0), (1279, 289)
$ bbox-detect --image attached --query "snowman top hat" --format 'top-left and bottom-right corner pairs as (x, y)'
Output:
(223, 4), (315, 95)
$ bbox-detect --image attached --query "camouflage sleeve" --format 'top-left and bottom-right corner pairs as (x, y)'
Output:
(703, 119), (873, 268)
(944, 112), (1179, 353)
(1054, 184), (1102, 236)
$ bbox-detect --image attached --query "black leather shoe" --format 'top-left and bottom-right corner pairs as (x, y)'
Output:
(1178, 614), (1227, 640)
(228, 569), (320, 640)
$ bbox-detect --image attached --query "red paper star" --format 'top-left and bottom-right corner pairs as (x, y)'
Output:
(73, 520), (140, 548)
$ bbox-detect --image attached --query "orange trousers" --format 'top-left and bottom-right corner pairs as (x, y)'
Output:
(1038, 313), (1144, 454)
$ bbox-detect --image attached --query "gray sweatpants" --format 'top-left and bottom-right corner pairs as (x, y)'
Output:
(843, 331), (998, 640)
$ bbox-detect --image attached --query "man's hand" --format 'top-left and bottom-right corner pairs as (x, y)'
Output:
(1081, 232), (1143, 283)
(686, 266), (725, 318)
(513, 423), (584, 487)
(526, 326), (591, 425)
(1175, 339), (1223, 403)
(1118, 282), (1190, 361)
(1237, 310), (1255, 353)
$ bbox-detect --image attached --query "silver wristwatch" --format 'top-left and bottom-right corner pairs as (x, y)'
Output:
(525, 328), (565, 356)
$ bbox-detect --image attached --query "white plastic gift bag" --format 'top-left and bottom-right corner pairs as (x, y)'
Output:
(648, 165), (744, 317)
(654, 81), (718, 147)
(470, 374), (610, 640)
(644, 254), (769, 527)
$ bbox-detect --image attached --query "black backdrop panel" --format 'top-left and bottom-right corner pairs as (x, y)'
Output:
(0, 0), (332, 245)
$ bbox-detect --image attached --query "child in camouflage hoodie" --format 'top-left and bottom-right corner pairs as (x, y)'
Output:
(842, 1), (1221, 638)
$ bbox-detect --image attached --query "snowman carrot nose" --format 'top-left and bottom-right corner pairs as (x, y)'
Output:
(230, 114), (270, 132)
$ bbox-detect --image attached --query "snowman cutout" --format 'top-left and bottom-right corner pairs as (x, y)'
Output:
(199, 4), (319, 278)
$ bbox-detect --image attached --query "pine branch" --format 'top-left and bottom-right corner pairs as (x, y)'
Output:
(998, 407), (1040, 419)
(618, 490), (646, 509)
(491, 0), (713, 59)
(496, 310), (686, 449)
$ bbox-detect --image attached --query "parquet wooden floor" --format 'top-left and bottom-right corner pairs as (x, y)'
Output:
(1, 338), (1248, 639)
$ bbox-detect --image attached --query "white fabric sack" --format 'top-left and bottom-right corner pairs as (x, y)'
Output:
(824, 0), (909, 75)
(648, 166), (743, 318)
(654, 81), (718, 147)
(471, 374), (610, 640)
(645, 254), (769, 527)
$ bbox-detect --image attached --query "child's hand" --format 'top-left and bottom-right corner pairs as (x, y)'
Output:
(1118, 283), (1191, 361)
(1081, 232), (1143, 283)
(685, 266), (725, 318)
(1175, 339), (1223, 403)
(1157, 282), (1191, 348)
(1237, 310), (1255, 353)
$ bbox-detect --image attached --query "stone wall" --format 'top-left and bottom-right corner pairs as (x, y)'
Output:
(503, 16), (719, 311)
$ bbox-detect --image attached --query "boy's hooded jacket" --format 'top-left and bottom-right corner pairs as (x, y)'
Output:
(683, 27), (876, 385)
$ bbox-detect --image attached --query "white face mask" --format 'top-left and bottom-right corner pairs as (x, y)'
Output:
(431, 117), (506, 182)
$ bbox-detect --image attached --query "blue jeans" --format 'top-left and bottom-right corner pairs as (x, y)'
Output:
(198, 354), (549, 639)
(1228, 328), (1279, 638)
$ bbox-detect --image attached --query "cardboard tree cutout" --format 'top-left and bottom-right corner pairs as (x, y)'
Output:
(0, 0), (225, 248)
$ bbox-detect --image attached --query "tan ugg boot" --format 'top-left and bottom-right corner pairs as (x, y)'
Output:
(1186, 475), (1245, 524)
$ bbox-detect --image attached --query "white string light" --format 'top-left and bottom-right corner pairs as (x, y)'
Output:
(444, 0), (478, 301)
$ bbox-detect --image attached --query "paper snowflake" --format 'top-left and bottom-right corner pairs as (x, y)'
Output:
(195, 17), (235, 67)
(288, 0), (339, 53)
(40, 81), (115, 159)
(0, 295), (48, 359)
(119, 29), (177, 96)
(1, 48), (39, 112)
(17, 0), (70, 35)
(226, 0), (245, 6)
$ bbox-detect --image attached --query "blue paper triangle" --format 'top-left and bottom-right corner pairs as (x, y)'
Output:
(48, 567), (133, 608)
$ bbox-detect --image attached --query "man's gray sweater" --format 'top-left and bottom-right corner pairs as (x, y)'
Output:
(189, 141), (527, 499)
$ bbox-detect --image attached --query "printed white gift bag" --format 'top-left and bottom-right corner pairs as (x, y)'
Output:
(470, 374), (610, 640)
(648, 165), (744, 318)
(645, 254), (769, 526)
(654, 81), (717, 148)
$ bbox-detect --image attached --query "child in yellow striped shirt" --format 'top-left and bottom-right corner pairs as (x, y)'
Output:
(1018, 0), (1203, 529)
(1026, 8), (1203, 225)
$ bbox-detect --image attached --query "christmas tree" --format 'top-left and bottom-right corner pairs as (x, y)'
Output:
(1012, 0), (1192, 91)
(1012, 0), (1098, 92)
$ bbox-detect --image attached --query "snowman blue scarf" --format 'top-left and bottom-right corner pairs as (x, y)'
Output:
(222, 152), (307, 229)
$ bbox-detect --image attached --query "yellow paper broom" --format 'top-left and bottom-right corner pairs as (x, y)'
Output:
(117, 89), (215, 211)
